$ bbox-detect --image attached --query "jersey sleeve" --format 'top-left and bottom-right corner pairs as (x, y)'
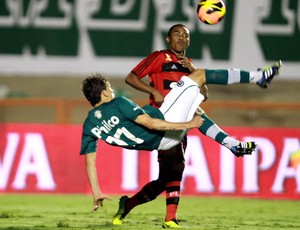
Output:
(142, 104), (164, 120)
(80, 119), (98, 155)
(115, 97), (146, 120)
(131, 51), (163, 79)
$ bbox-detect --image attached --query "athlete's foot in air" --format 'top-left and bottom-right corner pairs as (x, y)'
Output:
(230, 141), (257, 157)
(256, 60), (282, 88)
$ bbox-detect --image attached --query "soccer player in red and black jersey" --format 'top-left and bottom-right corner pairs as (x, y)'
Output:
(112, 24), (281, 228)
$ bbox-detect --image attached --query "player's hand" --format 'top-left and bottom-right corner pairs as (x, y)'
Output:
(152, 89), (164, 106)
(178, 56), (196, 72)
(92, 193), (112, 211)
(190, 114), (204, 128)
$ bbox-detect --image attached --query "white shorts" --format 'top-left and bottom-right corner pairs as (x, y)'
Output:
(158, 76), (204, 150)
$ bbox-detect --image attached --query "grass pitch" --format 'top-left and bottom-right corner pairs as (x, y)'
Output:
(0, 194), (299, 229)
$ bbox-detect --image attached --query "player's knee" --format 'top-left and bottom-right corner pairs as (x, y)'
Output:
(189, 68), (206, 86)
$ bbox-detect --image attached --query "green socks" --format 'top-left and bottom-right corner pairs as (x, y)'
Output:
(205, 69), (262, 85)
(199, 113), (239, 149)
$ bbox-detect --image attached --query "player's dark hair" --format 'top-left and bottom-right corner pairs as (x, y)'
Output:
(167, 24), (188, 37)
(82, 73), (107, 106)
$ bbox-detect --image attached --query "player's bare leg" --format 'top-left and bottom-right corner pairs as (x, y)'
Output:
(187, 68), (207, 87)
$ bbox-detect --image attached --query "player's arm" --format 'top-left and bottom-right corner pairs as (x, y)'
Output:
(85, 152), (111, 211)
(134, 113), (204, 131)
(125, 72), (164, 106)
(177, 56), (196, 72)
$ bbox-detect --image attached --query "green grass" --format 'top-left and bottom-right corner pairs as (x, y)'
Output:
(0, 194), (299, 229)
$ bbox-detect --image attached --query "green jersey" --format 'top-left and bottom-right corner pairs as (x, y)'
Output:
(80, 97), (165, 154)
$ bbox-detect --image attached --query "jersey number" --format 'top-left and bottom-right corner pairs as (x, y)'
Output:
(106, 127), (144, 146)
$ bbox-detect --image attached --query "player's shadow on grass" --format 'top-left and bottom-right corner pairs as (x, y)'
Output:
(87, 222), (116, 228)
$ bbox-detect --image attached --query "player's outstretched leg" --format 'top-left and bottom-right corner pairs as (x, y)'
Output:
(162, 219), (182, 229)
(112, 195), (129, 225)
(190, 60), (282, 88)
(256, 60), (282, 88)
(230, 141), (257, 157)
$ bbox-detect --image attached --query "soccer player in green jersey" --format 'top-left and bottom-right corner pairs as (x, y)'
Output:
(80, 61), (280, 227)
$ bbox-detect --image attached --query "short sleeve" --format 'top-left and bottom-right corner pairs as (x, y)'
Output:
(80, 119), (98, 155)
(114, 97), (146, 121)
(131, 51), (162, 78)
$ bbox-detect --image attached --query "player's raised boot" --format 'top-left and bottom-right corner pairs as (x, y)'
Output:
(256, 60), (282, 88)
(162, 219), (181, 228)
(230, 141), (257, 157)
(112, 195), (129, 225)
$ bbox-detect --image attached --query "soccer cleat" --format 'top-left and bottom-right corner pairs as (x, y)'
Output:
(112, 195), (129, 225)
(230, 141), (257, 157)
(162, 219), (181, 228)
(256, 60), (282, 88)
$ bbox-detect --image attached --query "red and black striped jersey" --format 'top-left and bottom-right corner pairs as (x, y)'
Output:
(132, 49), (192, 107)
